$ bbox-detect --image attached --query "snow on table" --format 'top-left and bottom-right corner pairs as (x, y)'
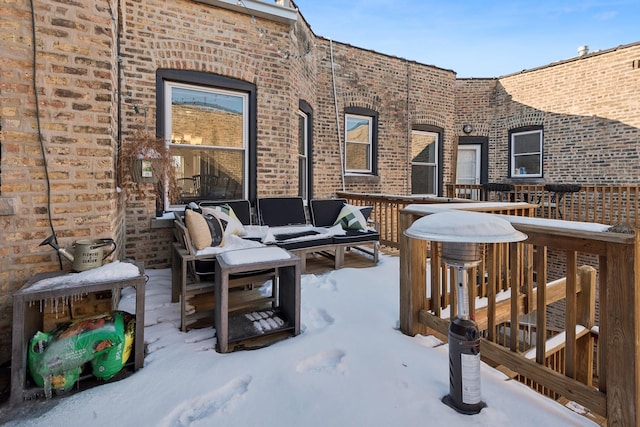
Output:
(27, 261), (141, 292)
(219, 247), (293, 265)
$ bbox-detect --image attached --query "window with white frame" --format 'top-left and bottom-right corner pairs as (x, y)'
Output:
(510, 128), (543, 178)
(297, 109), (309, 200)
(344, 109), (377, 174)
(411, 129), (439, 195)
(157, 71), (256, 207)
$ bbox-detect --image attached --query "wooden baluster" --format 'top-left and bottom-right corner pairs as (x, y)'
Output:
(565, 250), (577, 379)
(535, 245), (548, 366)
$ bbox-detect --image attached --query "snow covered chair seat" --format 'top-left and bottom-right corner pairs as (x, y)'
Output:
(310, 198), (380, 266)
(257, 196), (344, 271)
(172, 210), (276, 332)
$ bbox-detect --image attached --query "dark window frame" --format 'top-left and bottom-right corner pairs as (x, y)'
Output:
(298, 99), (313, 201)
(411, 124), (444, 196)
(508, 125), (543, 179)
(156, 69), (258, 204)
(458, 136), (489, 185)
(344, 106), (378, 175)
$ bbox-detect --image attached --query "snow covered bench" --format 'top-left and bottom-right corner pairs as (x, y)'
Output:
(257, 196), (379, 272)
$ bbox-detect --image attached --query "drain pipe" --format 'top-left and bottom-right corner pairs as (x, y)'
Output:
(406, 60), (411, 195)
(329, 39), (345, 192)
(111, 0), (122, 190)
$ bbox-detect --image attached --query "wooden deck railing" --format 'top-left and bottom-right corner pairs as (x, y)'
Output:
(338, 185), (639, 250)
(446, 184), (640, 229)
(337, 192), (536, 249)
(398, 206), (640, 426)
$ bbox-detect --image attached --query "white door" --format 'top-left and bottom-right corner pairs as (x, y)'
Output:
(456, 145), (481, 199)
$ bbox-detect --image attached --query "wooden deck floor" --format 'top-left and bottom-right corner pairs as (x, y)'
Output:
(303, 246), (394, 275)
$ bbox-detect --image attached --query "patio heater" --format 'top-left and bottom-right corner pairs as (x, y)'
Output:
(405, 210), (527, 415)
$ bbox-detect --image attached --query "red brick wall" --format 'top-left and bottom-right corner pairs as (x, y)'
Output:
(311, 39), (456, 197)
(118, 0), (456, 257)
(0, 0), (121, 362)
(456, 43), (640, 185)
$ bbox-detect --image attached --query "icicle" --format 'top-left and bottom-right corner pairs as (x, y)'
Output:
(43, 375), (52, 399)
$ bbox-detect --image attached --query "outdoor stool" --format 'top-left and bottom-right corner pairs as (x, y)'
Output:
(214, 247), (301, 353)
(539, 184), (582, 218)
(482, 183), (515, 202)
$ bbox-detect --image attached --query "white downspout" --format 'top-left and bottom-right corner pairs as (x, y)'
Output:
(329, 39), (345, 191)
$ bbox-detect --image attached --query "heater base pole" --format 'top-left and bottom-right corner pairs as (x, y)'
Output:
(443, 316), (486, 415)
(442, 394), (486, 415)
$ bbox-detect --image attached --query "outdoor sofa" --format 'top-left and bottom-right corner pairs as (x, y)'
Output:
(171, 197), (380, 329)
(257, 196), (379, 272)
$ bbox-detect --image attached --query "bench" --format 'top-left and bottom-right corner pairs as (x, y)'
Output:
(171, 212), (277, 332)
(258, 196), (379, 272)
(309, 198), (379, 266)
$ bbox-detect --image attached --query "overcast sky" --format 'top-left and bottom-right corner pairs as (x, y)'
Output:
(293, 0), (639, 78)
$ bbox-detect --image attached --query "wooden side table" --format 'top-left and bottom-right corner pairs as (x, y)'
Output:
(214, 247), (301, 353)
(10, 264), (145, 404)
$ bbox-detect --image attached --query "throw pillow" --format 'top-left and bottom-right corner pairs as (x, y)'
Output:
(202, 213), (225, 247)
(202, 205), (247, 236)
(334, 203), (369, 230)
(184, 209), (212, 250)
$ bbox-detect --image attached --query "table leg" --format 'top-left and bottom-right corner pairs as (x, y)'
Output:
(215, 261), (230, 353)
(10, 295), (26, 405)
(134, 278), (145, 370)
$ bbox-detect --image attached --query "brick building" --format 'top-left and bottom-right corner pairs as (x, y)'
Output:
(0, 0), (638, 365)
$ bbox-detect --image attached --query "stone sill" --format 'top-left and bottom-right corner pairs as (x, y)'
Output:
(0, 196), (16, 216)
(151, 216), (174, 229)
(344, 174), (381, 185)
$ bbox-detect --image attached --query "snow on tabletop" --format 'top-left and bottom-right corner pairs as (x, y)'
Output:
(405, 202), (530, 213)
(220, 246), (292, 265)
(195, 234), (265, 256)
(404, 203), (611, 233)
(28, 261), (140, 291)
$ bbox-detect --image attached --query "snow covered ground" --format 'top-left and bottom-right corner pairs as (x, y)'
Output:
(2, 255), (597, 426)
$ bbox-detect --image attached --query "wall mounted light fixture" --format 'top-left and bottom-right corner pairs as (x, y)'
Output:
(462, 124), (473, 134)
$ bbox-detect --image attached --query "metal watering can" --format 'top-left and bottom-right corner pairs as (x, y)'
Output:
(40, 235), (117, 272)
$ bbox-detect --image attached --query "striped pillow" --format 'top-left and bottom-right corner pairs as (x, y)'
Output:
(334, 204), (368, 230)
(202, 204), (246, 236)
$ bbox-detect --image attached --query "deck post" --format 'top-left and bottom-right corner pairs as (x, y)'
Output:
(605, 233), (640, 426)
(399, 210), (428, 336)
